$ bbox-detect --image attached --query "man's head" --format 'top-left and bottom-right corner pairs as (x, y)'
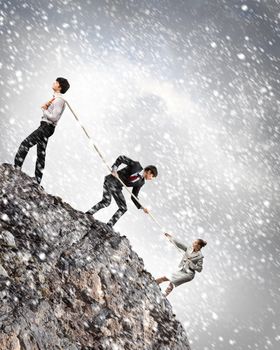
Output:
(143, 165), (158, 180)
(52, 77), (70, 94)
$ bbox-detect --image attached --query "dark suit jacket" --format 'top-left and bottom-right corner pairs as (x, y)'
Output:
(111, 155), (145, 209)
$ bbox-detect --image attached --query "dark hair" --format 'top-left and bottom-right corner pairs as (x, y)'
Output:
(197, 239), (207, 248)
(144, 165), (158, 177)
(56, 77), (70, 94)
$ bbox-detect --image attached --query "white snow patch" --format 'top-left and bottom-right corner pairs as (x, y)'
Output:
(38, 252), (46, 260)
(1, 214), (10, 222)
(237, 53), (246, 60)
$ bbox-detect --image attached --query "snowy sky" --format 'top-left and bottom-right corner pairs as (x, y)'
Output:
(1, 0), (280, 349)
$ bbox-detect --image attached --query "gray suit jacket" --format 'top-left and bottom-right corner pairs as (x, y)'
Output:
(172, 238), (204, 273)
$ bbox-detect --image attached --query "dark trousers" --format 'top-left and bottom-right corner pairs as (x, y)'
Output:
(87, 176), (127, 226)
(14, 121), (55, 184)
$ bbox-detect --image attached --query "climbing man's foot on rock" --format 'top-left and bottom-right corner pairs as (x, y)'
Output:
(106, 222), (113, 229)
(85, 213), (95, 223)
(30, 177), (44, 190)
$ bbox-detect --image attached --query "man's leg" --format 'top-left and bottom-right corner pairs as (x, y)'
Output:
(35, 124), (55, 184)
(107, 189), (127, 227)
(86, 180), (112, 215)
(35, 138), (49, 184)
(14, 125), (44, 169)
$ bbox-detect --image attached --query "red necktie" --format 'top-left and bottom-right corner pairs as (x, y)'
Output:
(129, 174), (139, 182)
(46, 97), (55, 107)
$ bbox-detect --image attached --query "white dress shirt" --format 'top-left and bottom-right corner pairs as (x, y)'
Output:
(41, 92), (66, 126)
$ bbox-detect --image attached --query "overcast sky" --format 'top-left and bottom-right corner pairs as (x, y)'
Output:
(1, 1), (280, 349)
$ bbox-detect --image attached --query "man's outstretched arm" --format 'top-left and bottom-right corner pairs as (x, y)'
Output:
(131, 186), (142, 209)
(131, 186), (149, 213)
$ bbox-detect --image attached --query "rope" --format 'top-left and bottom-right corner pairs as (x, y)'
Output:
(64, 99), (181, 252)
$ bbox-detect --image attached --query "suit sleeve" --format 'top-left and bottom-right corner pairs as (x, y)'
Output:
(131, 185), (142, 209)
(188, 257), (203, 272)
(171, 238), (188, 252)
(42, 98), (64, 123)
(112, 155), (135, 171)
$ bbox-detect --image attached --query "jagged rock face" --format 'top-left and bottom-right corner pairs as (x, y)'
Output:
(0, 164), (190, 350)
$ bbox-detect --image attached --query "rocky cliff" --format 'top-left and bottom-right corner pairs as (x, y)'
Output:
(0, 164), (190, 350)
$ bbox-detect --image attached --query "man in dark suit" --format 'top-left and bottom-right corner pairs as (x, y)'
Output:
(14, 77), (70, 184)
(86, 155), (158, 227)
